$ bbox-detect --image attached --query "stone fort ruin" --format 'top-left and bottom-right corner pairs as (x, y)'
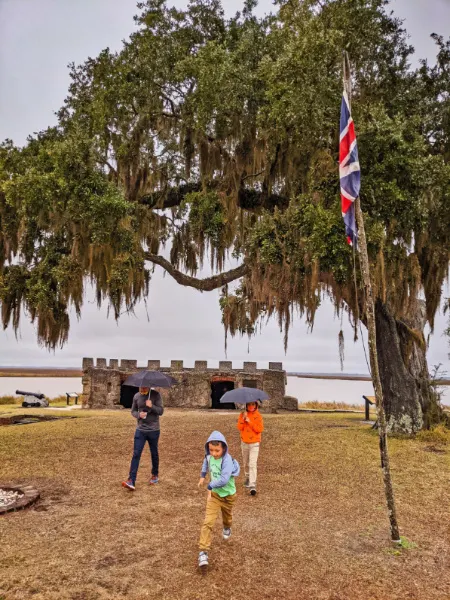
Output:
(82, 358), (291, 411)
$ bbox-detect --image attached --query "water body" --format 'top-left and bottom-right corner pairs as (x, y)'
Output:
(286, 377), (449, 406)
(0, 376), (448, 406)
(0, 377), (82, 398)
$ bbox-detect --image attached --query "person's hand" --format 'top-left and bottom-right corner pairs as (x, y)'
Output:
(207, 490), (212, 501)
(244, 411), (250, 423)
(198, 477), (205, 488)
(139, 411), (147, 419)
(145, 399), (152, 408)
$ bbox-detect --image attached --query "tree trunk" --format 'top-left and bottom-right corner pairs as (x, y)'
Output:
(375, 299), (446, 434)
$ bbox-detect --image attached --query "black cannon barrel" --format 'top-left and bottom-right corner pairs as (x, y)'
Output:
(16, 390), (45, 400)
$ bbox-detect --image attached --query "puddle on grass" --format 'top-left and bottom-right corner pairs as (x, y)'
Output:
(0, 414), (77, 426)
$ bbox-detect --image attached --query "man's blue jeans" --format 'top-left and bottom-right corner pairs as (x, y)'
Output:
(129, 429), (160, 483)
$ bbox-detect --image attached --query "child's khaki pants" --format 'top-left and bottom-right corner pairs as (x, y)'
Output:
(241, 441), (260, 488)
(199, 492), (236, 551)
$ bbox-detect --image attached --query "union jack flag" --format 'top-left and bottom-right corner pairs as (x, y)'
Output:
(339, 90), (360, 246)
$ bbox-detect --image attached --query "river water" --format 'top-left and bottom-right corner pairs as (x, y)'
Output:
(0, 376), (448, 405)
(0, 378), (82, 398)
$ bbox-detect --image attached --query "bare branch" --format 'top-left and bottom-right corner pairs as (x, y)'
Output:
(156, 214), (183, 233)
(105, 161), (117, 176)
(144, 253), (248, 291)
(242, 169), (265, 181)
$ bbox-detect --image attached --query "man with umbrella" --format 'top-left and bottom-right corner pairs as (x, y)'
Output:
(122, 370), (177, 490)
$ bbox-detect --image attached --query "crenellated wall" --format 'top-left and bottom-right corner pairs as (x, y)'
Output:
(81, 358), (287, 412)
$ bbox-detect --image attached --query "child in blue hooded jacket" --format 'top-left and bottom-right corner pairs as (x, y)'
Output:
(197, 431), (240, 568)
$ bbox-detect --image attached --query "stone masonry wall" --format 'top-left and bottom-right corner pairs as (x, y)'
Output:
(82, 358), (286, 412)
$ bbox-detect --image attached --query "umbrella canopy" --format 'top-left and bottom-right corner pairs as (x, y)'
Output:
(123, 370), (178, 389)
(219, 387), (269, 404)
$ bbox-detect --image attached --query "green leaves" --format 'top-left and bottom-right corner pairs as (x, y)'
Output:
(186, 190), (226, 245)
(0, 128), (145, 346)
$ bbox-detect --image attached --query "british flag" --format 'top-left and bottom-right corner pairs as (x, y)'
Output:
(339, 90), (360, 246)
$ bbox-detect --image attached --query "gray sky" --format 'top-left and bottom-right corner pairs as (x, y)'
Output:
(0, 0), (449, 372)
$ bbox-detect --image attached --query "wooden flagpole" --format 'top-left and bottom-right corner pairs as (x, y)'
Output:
(343, 51), (401, 543)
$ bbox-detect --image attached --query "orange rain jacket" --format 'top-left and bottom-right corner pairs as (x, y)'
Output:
(237, 409), (264, 444)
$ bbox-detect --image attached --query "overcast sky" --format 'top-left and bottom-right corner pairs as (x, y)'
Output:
(0, 0), (449, 372)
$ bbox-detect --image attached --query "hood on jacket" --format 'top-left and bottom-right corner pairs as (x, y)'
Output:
(205, 430), (228, 456)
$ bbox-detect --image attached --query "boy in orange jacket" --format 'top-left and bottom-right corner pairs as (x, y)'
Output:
(237, 402), (264, 495)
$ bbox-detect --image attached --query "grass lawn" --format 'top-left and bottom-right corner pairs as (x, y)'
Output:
(0, 407), (449, 600)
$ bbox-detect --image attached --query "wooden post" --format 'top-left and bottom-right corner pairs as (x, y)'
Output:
(343, 52), (401, 543)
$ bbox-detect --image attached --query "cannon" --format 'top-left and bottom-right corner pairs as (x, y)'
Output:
(16, 390), (49, 408)
(16, 390), (45, 400)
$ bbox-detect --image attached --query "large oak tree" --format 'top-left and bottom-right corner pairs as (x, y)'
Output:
(1, 0), (449, 432)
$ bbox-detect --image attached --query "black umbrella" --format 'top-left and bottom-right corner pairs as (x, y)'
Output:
(123, 370), (178, 389)
(219, 387), (269, 404)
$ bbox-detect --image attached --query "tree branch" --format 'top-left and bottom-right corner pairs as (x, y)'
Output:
(157, 214), (183, 233)
(242, 169), (265, 181)
(144, 253), (249, 291)
(139, 182), (290, 210)
(105, 160), (117, 176)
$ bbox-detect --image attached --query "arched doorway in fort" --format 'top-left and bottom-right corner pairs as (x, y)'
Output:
(210, 376), (235, 409)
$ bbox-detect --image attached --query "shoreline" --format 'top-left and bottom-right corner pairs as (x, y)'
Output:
(0, 367), (449, 385)
(0, 368), (82, 378)
(288, 372), (450, 384)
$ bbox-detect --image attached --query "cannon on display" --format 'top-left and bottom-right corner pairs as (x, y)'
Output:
(16, 390), (49, 408)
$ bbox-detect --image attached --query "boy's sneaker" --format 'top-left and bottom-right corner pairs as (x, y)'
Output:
(198, 551), (209, 568)
(250, 487), (257, 496)
(122, 479), (135, 490)
(244, 478), (250, 488)
(222, 528), (232, 540)
(149, 476), (159, 485)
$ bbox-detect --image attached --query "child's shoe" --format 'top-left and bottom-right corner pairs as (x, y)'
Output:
(222, 527), (232, 540)
(149, 476), (159, 484)
(122, 479), (135, 490)
(198, 551), (209, 568)
(244, 478), (250, 488)
(250, 487), (257, 496)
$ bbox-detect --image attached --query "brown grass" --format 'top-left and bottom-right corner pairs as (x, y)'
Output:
(0, 368), (82, 377)
(416, 424), (450, 446)
(0, 408), (449, 600)
(0, 395), (19, 405)
(298, 400), (366, 411)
